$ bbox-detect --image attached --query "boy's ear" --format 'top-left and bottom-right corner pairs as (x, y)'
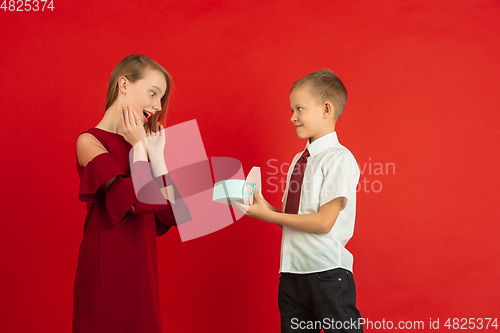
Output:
(323, 102), (335, 119)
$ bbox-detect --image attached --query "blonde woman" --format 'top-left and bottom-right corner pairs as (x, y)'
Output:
(73, 54), (189, 333)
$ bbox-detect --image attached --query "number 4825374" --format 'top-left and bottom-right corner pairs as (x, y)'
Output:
(444, 318), (498, 330)
(1, 0), (54, 11)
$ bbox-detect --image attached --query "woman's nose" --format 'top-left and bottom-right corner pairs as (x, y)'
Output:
(153, 100), (161, 111)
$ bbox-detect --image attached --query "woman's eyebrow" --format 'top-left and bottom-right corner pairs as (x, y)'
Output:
(151, 85), (165, 94)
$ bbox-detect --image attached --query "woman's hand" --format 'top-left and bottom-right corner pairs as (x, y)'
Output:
(121, 105), (146, 147)
(146, 122), (169, 178)
(145, 123), (166, 159)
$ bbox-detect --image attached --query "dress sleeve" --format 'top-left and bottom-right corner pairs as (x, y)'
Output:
(77, 133), (191, 228)
(129, 161), (192, 227)
(76, 132), (125, 204)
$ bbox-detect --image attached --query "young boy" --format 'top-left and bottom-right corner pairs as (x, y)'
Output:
(242, 69), (362, 332)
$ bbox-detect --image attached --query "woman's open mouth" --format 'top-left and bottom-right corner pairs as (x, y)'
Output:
(143, 110), (152, 123)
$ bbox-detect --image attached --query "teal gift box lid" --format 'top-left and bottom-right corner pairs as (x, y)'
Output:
(213, 167), (261, 206)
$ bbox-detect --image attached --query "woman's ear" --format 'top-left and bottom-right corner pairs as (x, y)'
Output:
(118, 76), (128, 94)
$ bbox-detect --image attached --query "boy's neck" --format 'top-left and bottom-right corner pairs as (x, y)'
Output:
(309, 128), (336, 144)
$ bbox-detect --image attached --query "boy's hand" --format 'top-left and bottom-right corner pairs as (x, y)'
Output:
(233, 188), (274, 222)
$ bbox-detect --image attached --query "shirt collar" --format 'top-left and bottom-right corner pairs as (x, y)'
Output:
(305, 132), (339, 158)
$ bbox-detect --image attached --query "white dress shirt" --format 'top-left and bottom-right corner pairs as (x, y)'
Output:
(280, 132), (360, 273)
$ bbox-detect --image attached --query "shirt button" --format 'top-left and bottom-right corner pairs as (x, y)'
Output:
(338, 278), (342, 281)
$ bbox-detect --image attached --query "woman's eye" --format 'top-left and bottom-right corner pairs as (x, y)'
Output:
(298, 107), (303, 111)
(150, 91), (156, 97)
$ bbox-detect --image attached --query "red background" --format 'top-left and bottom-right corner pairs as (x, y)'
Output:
(1, 0), (499, 332)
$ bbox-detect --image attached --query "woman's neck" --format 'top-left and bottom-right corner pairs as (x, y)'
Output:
(96, 105), (122, 135)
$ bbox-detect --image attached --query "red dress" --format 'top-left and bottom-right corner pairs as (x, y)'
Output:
(73, 128), (189, 333)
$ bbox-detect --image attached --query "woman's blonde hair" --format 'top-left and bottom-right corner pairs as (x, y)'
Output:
(105, 54), (172, 132)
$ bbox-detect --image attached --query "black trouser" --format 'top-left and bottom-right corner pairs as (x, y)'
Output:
(278, 268), (363, 333)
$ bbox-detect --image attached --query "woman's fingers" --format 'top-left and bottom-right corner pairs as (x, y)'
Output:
(151, 123), (160, 136)
(123, 105), (134, 127)
(119, 105), (149, 147)
(129, 106), (137, 126)
(133, 111), (139, 126)
(130, 106), (136, 126)
(123, 106), (130, 127)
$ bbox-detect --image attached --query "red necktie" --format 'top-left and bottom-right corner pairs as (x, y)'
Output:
(284, 149), (310, 214)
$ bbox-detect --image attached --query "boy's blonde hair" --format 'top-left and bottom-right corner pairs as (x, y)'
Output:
(291, 69), (347, 120)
